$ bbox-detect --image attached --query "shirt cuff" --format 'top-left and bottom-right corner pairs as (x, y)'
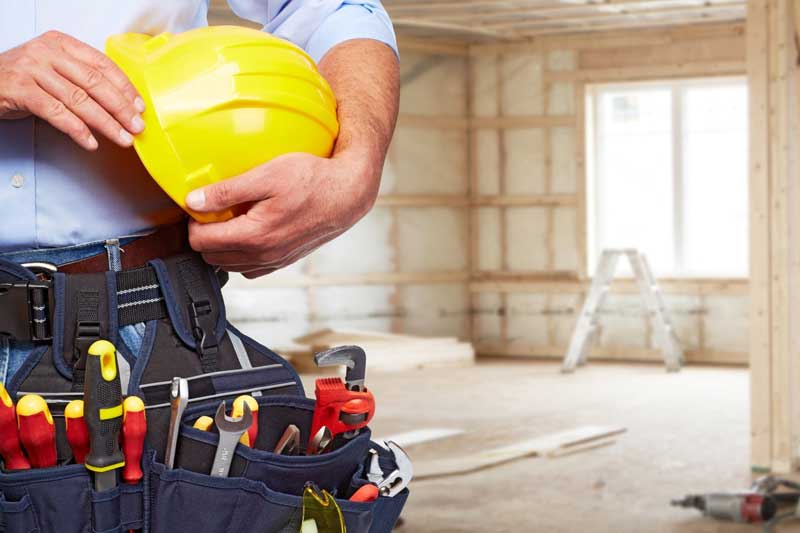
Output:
(304, 2), (398, 63)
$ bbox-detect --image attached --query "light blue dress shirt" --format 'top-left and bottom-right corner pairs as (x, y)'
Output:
(0, 0), (396, 252)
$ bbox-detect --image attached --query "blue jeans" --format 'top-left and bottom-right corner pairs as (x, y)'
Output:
(0, 236), (148, 385)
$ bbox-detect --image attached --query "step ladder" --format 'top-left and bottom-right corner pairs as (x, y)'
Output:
(562, 249), (683, 373)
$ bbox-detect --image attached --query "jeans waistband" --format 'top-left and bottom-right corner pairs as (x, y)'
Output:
(0, 236), (144, 266)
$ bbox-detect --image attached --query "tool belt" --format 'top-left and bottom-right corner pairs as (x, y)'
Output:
(0, 253), (408, 533)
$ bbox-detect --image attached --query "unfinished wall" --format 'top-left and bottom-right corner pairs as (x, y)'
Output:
(224, 42), (472, 350)
(469, 23), (750, 365)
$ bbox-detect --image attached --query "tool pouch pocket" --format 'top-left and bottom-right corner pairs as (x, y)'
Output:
(0, 464), (91, 533)
(145, 395), (399, 532)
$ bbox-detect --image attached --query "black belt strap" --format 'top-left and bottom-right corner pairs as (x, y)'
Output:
(177, 258), (218, 373)
(116, 267), (168, 326)
(71, 289), (102, 391)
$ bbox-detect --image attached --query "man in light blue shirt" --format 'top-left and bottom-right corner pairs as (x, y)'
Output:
(0, 0), (399, 383)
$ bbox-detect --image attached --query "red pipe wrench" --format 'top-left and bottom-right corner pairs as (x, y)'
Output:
(308, 346), (375, 454)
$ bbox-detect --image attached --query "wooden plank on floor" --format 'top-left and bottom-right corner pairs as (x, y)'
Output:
(414, 425), (626, 479)
(378, 428), (466, 449)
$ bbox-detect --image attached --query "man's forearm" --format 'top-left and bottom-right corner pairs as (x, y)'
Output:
(317, 38), (400, 210)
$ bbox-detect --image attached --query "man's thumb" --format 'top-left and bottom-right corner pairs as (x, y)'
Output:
(186, 180), (239, 212)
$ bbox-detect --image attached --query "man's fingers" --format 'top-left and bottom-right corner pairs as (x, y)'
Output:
(26, 83), (97, 150)
(243, 268), (277, 279)
(53, 32), (144, 112)
(53, 56), (143, 140)
(188, 217), (264, 253)
(33, 66), (133, 148)
(186, 165), (279, 212)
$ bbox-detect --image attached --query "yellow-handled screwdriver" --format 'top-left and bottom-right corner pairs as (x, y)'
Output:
(84, 340), (125, 491)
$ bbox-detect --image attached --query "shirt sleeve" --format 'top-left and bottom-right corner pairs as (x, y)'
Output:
(226, 0), (397, 62)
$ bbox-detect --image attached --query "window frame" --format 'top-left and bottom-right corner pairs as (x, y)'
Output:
(586, 76), (748, 279)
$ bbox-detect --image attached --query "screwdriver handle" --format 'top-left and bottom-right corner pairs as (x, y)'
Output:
(121, 396), (146, 485)
(84, 340), (125, 477)
(16, 395), (56, 468)
(0, 384), (30, 470)
(349, 483), (379, 503)
(65, 400), (90, 464)
(232, 395), (259, 447)
(193, 416), (214, 431)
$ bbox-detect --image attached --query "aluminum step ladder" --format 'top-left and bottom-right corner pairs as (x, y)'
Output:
(562, 248), (683, 373)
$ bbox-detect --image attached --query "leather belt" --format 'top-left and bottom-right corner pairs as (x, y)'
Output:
(59, 220), (191, 274)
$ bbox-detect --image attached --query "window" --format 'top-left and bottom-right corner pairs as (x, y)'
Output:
(588, 78), (748, 278)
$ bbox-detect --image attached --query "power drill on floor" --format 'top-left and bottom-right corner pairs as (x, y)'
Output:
(672, 476), (800, 523)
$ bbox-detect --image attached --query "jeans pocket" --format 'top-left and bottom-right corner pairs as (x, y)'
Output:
(0, 492), (39, 533)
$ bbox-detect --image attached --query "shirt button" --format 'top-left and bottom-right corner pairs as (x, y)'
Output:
(10, 174), (24, 188)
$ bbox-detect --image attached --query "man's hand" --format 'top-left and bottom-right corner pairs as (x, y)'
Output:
(0, 31), (144, 151)
(186, 39), (400, 278)
(187, 150), (379, 278)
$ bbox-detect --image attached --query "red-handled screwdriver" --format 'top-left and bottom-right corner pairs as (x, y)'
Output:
(17, 394), (56, 468)
(65, 400), (90, 464)
(232, 395), (258, 447)
(121, 396), (146, 486)
(0, 384), (30, 470)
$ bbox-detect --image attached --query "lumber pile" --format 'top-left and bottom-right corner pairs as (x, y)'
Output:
(288, 328), (475, 374)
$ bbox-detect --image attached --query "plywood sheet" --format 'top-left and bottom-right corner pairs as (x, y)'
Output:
(703, 295), (749, 353)
(547, 50), (577, 72)
(551, 127), (577, 194)
(223, 287), (309, 322)
(550, 293), (582, 346)
(548, 82), (575, 115)
(477, 207), (502, 271)
(476, 129), (500, 195)
(578, 36), (745, 70)
(313, 208), (394, 274)
(474, 292), (503, 345)
(399, 52), (466, 117)
(553, 207), (579, 272)
(506, 207), (549, 271)
(471, 54), (498, 118)
(505, 128), (546, 195)
(403, 284), (469, 338)
(596, 294), (649, 348)
(313, 285), (396, 333)
(500, 53), (544, 116)
(397, 208), (469, 272)
(662, 295), (702, 351)
(386, 126), (468, 195)
(507, 293), (550, 346)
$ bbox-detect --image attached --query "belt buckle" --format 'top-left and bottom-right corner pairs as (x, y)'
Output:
(0, 267), (54, 343)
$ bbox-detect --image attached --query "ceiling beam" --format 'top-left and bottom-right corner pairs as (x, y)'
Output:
(485, 2), (745, 30)
(514, 12), (745, 36)
(391, 17), (508, 38)
(405, 0), (744, 23)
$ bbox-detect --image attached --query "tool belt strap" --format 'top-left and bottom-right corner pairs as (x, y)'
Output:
(0, 267), (169, 344)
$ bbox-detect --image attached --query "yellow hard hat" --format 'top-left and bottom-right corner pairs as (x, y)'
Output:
(106, 26), (339, 223)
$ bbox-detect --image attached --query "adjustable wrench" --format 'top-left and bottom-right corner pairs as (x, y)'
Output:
(308, 346), (375, 454)
(164, 377), (188, 469)
(210, 401), (252, 477)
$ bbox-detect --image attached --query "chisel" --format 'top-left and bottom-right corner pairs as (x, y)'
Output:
(84, 340), (125, 491)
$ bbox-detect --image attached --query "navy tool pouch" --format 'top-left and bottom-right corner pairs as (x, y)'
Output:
(0, 254), (408, 532)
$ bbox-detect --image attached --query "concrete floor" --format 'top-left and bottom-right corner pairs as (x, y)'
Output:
(302, 360), (800, 532)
